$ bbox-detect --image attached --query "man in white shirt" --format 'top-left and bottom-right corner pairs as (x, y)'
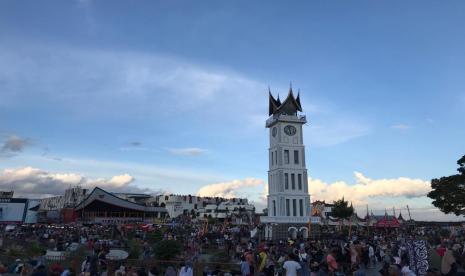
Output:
(283, 253), (301, 276)
(368, 244), (375, 268)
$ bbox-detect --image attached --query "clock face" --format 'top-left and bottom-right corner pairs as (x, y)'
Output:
(272, 127), (277, 137)
(284, 125), (297, 136)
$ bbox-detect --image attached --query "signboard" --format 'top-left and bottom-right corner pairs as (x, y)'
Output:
(0, 200), (27, 224)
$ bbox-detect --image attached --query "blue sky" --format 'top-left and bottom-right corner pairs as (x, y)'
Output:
(0, 1), (464, 220)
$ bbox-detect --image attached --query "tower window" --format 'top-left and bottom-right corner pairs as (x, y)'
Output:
(284, 150), (289, 164)
(271, 152), (273, 165)
(293, 199), (297, 216)
(298, 174), (302, 190)
(299, 199), (304, 216)
(286, 199), (290, 216)
(275, 150), (278, 164)
(294, 150), (299, 164)
(273, 200), (276, 216)
(284, 173), (289, 189)
(291, 174), (295, 190)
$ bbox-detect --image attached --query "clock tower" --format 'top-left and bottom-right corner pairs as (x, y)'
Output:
(261, 87), (311, 240)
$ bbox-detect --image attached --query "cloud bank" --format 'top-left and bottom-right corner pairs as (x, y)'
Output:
(197, 178), (264, 198)
(0, 167), (162, 198)
(309, 172), (431, 206)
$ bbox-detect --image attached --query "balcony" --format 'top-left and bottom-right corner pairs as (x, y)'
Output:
(266, 114), (307, 127)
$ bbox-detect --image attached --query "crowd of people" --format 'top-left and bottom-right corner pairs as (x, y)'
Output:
(0, 219), (465, 276)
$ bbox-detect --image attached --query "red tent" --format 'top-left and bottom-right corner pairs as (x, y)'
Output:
(375, 217), (400, 228)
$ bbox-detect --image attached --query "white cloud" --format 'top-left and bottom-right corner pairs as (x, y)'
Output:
(0, 167), (161, 198)
(390, 124), (411, 130)
(197, 178), (264, 198)
(168, 147), (207, 156)
(309, 172), (431, 206)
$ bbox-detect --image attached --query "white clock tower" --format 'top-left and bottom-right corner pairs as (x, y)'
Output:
(261, 87), (311, 240)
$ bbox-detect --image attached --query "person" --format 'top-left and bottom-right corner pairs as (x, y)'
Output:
(179, 262), (193, 276)
(81, 256), (91, 274)
(298, 248), (309, 276)
(368, 243), (375, 268)
(115, 264), (126, 275)
(31, 265), (47, 276)
(258, 248), (268, 274)
(441, 245), (456, 276)
(240, 255), (251, 276)
(165, 266), (177, 276)
(388, 265), (401, 276)
(149, 266), (159, 276)
(245, 250), (255, 276)
(283, 253), (301, 276)
(326, 248), (338, 275)
(400, 260), (415, 276)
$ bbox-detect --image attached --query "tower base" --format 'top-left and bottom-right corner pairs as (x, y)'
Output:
(260, 223), (311, 241)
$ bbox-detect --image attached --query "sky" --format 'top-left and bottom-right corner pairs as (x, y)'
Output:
(0, 0), (464, 221)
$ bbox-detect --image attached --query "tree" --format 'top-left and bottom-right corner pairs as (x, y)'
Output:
(154, 240), (182, 260)
(331, 197), (354, 220)
(147, 230), (163, 245)
(428, 155), (465, 216)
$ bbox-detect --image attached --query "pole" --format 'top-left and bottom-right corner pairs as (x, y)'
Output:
(308, 217), (312, 240)
(348, 216), (352, 239)
(406, 205), (412, 221)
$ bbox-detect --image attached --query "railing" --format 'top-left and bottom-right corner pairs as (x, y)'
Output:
(261, 216), (310, 223)
(265, 114), (307, 127)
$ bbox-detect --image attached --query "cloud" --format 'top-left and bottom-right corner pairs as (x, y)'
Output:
(119, 141), (149, 152)
(0, 167), (162, 198)
(0, 135), (31, 156)
(168, 147), (207, 156)
(197, 178), (264, 198)
(309, 172), (431, 206)
(390, 124), (411, 130)
(130, 141), (142, 147)
(0, 43), (371, 145)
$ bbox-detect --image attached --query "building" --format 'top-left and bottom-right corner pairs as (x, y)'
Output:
(151, 194), (204, 218)
(38, 187), (90, 223)
(196, 199), (255, 223)
(311, 200), (334, 220)
(74, 187), (167, 224)
(150, 194), (254, 220)
(261, 88), (311, 240)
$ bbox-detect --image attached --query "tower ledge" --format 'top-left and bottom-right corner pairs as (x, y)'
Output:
(266, 114), (307, 128)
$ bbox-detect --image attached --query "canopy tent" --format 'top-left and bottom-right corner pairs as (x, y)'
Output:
(375, 217), (400, 228)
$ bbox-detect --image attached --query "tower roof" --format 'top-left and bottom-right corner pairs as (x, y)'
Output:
(268, 87), (303, 116)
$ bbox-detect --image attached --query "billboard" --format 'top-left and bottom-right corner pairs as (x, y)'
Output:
(0, 198), (28, 224)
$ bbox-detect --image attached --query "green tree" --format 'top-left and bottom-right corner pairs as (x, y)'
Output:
(147, 230), (163, 245)
(154, 240), (182, 260)
(428, 155), (465, 216)
(127, 239), (142, 259)
(331, 197), (354, 220)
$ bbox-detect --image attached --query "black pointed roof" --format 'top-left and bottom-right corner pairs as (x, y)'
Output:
(398, 212), (405, 221)
(268, 91), (280, 116)
(268, 87), (303, 116)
